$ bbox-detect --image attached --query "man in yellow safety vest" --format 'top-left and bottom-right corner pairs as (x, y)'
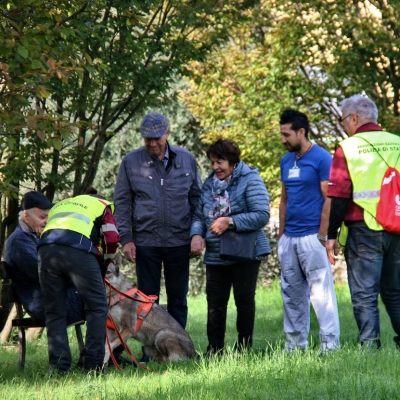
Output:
(38, 191), (119, 374)
(327, 94), (400, 349)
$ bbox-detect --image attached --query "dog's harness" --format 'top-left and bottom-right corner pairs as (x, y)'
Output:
(106, 286), (158, 334)
(104, 278), (158, 372)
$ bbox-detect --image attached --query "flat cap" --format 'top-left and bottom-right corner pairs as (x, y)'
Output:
(140, 112), (169, 139)
(21, 191), (54, 210)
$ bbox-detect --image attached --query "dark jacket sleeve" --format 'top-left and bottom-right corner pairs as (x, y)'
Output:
(328, 197), (349, 239)
(189, 155), (203, 216)
(114, 157), (134, 246)
(9, 233), (40, 282)
(190, 185), (207, 238)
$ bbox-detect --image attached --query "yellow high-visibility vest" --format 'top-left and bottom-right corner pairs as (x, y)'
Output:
(338, 130), (400, 244)
(42, 195), (114, 239)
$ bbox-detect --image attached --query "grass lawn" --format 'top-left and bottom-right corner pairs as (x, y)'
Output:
(0, 281), (399, 399)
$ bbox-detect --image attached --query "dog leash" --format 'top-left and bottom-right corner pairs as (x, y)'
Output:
(106, 312), (153, 372)
(104, 278), (157, 372)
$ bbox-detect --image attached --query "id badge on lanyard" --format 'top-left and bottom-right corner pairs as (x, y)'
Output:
(288, 157), (301, 178)
(288, 167), (300, 178)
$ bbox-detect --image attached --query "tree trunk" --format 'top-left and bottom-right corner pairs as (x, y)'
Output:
(0, 188), (19, 257)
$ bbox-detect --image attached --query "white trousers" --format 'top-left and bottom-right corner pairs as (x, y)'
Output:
(278, 234), (340, 351)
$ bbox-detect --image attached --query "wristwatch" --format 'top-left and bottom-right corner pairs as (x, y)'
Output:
(228, 217), (235, 230)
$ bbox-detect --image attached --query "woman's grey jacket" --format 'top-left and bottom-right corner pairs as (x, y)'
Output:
(190, 161), (271, 265)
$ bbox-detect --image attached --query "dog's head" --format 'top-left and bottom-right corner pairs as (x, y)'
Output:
(105, 254), (134, 293)
(105, 254), (123, 289)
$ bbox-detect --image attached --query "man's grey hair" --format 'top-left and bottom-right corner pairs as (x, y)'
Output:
(341, 94), (378, 122)
(19, 208), (32, 221)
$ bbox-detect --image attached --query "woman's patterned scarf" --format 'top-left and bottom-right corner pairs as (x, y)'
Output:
(212, 175), (233, 218)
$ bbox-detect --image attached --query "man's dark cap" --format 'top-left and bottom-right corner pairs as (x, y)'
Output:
(21, 191), (54, 211)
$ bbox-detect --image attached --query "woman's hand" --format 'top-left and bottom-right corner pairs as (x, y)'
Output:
(209, 217), (229, 236)
(190, 235), (205, 258)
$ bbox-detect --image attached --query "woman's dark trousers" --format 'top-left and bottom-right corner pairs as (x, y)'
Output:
(206, 260), (260, 352)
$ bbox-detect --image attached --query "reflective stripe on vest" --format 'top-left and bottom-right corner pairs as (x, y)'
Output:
(47, 212), (91, 225)
(42, 195), (113, 239)
(353, 190), (380, 200)
(340, 131), (400, 232)
(101, 223), (119, 233)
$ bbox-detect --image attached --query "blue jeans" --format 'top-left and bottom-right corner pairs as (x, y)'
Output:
(345, 221), (400, 346)
(135, 245), (190, 329)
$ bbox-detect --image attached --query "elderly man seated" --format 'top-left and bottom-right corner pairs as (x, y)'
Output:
(6, 190), (133, 369)
(5, 190), (84, 324)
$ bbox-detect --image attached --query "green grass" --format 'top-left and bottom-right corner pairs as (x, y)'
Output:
(1, 282), (399, 399)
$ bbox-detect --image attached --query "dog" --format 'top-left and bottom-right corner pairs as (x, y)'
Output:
(104, 255), (196, 364)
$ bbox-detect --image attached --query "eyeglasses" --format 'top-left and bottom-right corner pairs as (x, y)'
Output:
(338, 114), (351, 124)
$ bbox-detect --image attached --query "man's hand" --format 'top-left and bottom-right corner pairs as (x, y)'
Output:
(326, 239), (339, 265)
(123, 242), (136, 263)
(190, 235), (204, 258)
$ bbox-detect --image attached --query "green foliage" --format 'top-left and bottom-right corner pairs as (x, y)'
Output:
(0, 0), (256, 200)
(272, 0), (400, 131)
(181, 5), (291, 198)
(182, 0), (400, 202)
(0, 0), (259, 252)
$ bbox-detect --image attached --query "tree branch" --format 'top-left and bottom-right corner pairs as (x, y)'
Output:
(51, 1), (89, 29)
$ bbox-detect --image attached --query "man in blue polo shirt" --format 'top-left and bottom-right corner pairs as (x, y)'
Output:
(278, 108), (340, 353)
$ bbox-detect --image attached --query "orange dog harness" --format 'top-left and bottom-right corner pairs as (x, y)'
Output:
(106, 286), (157, 334)
(104, 279), (158, 371)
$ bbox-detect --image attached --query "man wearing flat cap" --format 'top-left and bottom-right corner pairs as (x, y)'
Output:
(5, 191), (84, 324)
(114, 112), (202, 344)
